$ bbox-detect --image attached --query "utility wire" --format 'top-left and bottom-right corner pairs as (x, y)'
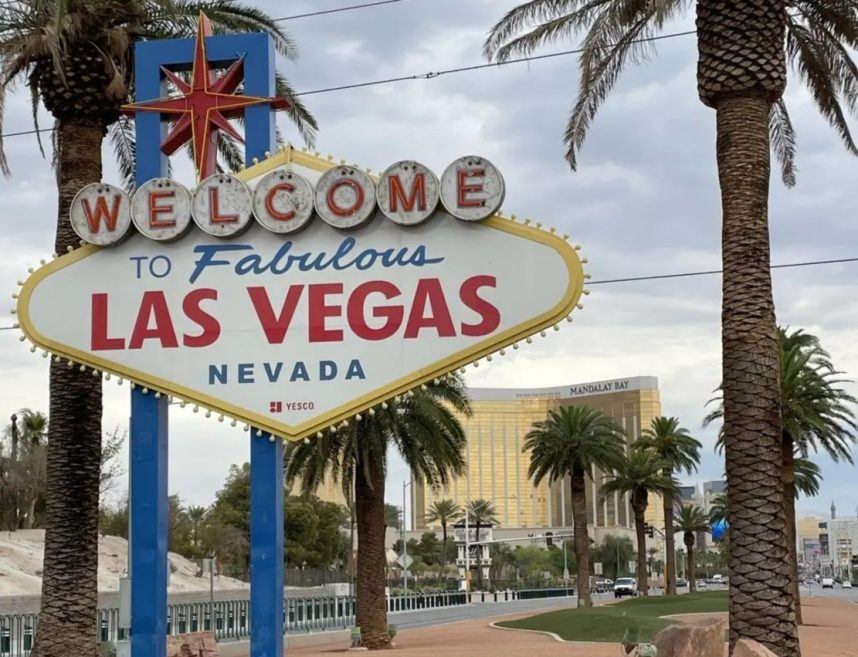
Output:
(273, 0), (407, 22)
(0, 28), (698, 140)
(588, 257), (858, 285)
(3, 256), (857, 333)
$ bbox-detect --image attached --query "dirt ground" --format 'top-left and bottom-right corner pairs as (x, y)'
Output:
(284, 596), (858, 657)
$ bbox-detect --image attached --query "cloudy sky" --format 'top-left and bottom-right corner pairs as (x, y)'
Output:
(1, 0), (857, 524)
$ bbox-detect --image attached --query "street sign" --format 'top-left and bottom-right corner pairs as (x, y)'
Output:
(594, 562), (603, 575)
(397, 554), (413, 569)
(17, 150), (585, 441)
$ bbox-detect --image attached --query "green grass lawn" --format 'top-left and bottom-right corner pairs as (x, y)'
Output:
(498, 591), (728, 643)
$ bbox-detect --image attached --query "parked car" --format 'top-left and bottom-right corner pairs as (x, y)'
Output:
(843, 580), (853, 589)
(711, 574), (725, 584)
(822, 577), (835, 589)
(676, 578), (688, 588)
(696, 579), (708, 589)
(614, 577), (638, 598)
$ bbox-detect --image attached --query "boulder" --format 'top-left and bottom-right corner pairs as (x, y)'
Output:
(734, 639), (779, 657)
(653, 618), (726, 657)
(166, 631), (218, 657)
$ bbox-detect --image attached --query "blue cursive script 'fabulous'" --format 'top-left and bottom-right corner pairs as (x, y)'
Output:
(189, 238), (445, 284)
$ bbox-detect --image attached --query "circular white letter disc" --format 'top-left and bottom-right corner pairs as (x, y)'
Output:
(377, 161), (440, 226)
(131, 178), (192, 241)
(440, 155), (506, 222)
(69, 182), (132, 246)
(191, 174), (253, 237)
(252, 169), (315, 234)
(314, 166), (377, 229)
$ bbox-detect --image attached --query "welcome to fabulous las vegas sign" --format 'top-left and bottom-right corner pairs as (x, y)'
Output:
(13, 16), (587, 443)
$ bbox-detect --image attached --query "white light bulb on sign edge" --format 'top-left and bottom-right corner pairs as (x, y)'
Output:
(231, 421), (238, 428)
(130, 381), (136, 388)
(581, 258), (589, 264)
(92, 369), (100, 377)
(205, 411), (211, 418)
(40, 259), (46, 266)
(513, 343), (519, 350)
(584, 274), (592, 280)
(368, 408), (375, 416)
(42, 352), (48, 358)
(553, 325), (560, 331)
(243, 425), (249, 432)
(500, 349), (506, 356)
(17, 336), (25, 343)
(118, 378), (124, 385)
(193, 406), (199, 413)
(13, 322), (19, 328)
(563, 234), (569, 240)
(79, 365), (86, 372)
(486, 355), (492, 362)
(536, 222), (542, 229)
(329, 426), (336, 433)
(304, 437), (311, 445)
(11, 294), (18, 299)
(316, 432), (323, 438)
(10, 309), (16, 315)
(356, 414), (362, 421)
(264, 151), (271, 159)
(540, 331), (546, 338)
(29, 346), (35, 353)
(566, 316), (573, 323)
(583, 289), (591, 295)
(17, 281), (23, 286)
(523, 219), (531, 225)
(67, 360), (73, 367)
(549, 228), (556, 234)
(218, 415), (224, 423)
(154, 391), (161, 398)
(381, 402), (388, 410)
(510, 215), (517, 221)
(526, 337), (533, 344)
(27, 268), (33, 274)
(268, 435), (275, 443)
(66, 246), (73, 253)
(473, 361), (479, 368)
(577, 303), (584, 310)
(105, 373), (111, 380)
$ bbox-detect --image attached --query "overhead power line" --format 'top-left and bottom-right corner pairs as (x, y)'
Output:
(588, 257), (858, 285)
(0, 28), (698, 141)
(3, 256), (857, 334)
(273, 0), (407, 22)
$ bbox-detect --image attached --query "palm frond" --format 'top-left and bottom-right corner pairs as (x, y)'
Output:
(109, 116), (137, 192)
(770, 99), (797, 187)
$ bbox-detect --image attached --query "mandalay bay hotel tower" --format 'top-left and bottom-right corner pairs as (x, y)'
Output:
(412, 376), (664, 541)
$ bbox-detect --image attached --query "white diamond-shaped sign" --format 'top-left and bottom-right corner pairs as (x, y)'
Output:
(16, 150), (585, 441)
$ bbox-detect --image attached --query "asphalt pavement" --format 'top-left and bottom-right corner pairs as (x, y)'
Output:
(385, 592), (590, 630)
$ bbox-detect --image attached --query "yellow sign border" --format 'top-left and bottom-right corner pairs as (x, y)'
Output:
(16, 149), (585, 441)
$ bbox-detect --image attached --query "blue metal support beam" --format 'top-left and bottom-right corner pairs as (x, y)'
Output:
(250, 430), (284, 657)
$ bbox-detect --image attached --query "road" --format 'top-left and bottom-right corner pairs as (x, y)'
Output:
(385, 593), (588, 630)
(803, 582), (858, 601)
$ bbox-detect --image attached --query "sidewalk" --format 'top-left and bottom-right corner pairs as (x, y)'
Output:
(276, 597), (858, 657)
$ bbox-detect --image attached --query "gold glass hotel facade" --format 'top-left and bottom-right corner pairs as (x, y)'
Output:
(413, 376), (663, 536)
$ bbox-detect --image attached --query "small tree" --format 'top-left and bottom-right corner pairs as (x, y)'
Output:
(676, 505), (710, 592)
(425, 499), (461, 566)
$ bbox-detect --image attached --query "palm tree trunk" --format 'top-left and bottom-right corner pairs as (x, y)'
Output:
(782, 438), (802, 624)
(570, 467), (591, 607)
(634, 508), (648, 597)
(355, 452), (390, 650)
(687, 538), (696, 593)
(441, 522), (447, 567)
(475, 522), (483, 590)
(714, 96), (800, 657)
(663, 490), (677, 596)
(31, 118), (104, 657)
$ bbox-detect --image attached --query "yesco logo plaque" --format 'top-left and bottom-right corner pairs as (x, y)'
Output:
(16, 148), (586, 441)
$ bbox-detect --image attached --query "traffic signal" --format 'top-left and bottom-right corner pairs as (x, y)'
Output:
(644, 523), (655, 538)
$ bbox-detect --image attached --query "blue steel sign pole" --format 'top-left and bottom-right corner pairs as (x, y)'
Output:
(130, 27), (282, 657)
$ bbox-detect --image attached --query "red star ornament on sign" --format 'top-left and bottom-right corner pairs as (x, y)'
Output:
(122, 12), (290, 180)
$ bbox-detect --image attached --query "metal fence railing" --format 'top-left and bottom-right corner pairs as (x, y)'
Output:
(0, 591), (473, 656)
(0, 587), (574, 656)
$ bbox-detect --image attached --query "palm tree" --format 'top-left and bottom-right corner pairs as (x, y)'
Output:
(675, 505), (710, 593)
(484, 4), (858, 653)
(636, 417), (701, 596)
(286, 376), (470, 650)
(707, 326), (856, 623)
(524, 406), (626, 607)
(186, 505), (206, 549)
(425, 499), (461, 566)
(0, 5), (314, 656)
(709, 492), (728, 529)
(601, 447), (676, 597)
(465, 498), (499, 590)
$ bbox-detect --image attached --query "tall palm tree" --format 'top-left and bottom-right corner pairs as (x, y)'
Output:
(636, 417), (701, 596)
(0, 4), (314, 656)
(708, 326), (856, 623)
(465, 498), (499, 590)
(676, 505), (710, 593)
(425, 499), (461, 567)
(524, 405), (626, 607)
(186, 505), (207, 549)
(286, 375), (470, 650)
(484, 4), (858, 654)
(601, 447), (676, 597)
